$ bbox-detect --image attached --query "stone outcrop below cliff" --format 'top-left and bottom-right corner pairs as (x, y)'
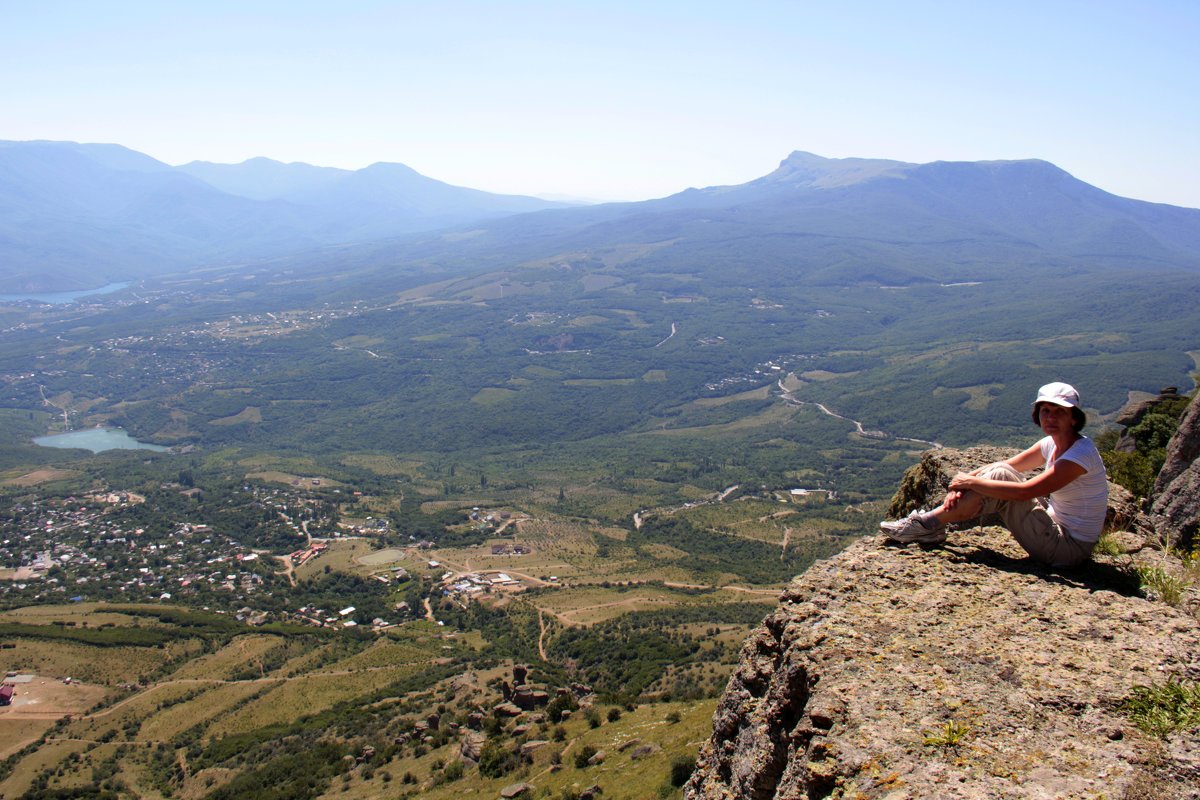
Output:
(1151, 393), (1200, 549)
(685, 528), (1200, 799)
(687, 445), (1200, 799)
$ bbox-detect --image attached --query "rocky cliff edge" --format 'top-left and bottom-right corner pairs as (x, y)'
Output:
(686, 448), (1200, 800)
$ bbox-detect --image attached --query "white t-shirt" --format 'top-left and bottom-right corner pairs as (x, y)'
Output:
(1037, 436), (1108, 543)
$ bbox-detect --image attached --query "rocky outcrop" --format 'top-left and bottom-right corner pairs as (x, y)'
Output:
(688, 446), (1200, 799)
(685, 527), (1200, 799)
(1115, 387), (1181, 428)
(1151, 394), (1200, 549)
(885, 445), (1151, 542)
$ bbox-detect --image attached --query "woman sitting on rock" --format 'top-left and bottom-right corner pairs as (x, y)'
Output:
(881, 382), (1108, 567)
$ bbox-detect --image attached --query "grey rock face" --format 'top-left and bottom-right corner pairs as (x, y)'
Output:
(1151, 395), (1200, 549)
(685, 528), (1200, 799)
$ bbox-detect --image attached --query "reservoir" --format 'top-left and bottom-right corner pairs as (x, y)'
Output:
(33, 428), (169, 454)
(0, 282), (131, 305)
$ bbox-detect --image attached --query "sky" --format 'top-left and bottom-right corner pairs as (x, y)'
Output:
(3, 1), (1198, 207)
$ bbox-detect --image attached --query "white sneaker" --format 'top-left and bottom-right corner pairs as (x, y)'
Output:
(880, 511), (947, 545)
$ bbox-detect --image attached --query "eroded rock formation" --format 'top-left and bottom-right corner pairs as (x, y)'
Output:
(687, 445), (1200, 799)
(1151, 394), (1200, 549)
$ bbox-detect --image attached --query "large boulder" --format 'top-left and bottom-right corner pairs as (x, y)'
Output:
(685, 529), (1200, 799)
(1151, 394), (1200, 549)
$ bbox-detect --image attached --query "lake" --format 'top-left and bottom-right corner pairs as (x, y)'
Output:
(0, 282), (131, 304)
(33, 428), (169, 454)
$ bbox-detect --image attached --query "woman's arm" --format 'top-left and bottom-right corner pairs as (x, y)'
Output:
(944, 442), (1046, 508)
(950, 458), (1086, 502)
(1004, 442), (1047, 473)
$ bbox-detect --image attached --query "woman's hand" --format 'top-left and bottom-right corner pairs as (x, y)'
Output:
(943, 488), (964, 510)
(948, 472), (976, 494)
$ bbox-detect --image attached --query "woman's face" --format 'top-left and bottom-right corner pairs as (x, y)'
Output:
(1037, 402), (1073, 435)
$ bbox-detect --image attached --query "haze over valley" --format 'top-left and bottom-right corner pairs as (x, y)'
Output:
(2, 3), (1199, 796)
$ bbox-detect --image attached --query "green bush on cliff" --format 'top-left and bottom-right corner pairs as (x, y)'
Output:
(1123, 679), (1200, 738)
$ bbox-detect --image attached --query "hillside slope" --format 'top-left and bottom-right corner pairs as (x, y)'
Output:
(0, 141), (564, 291)
(322, 150), (1200, 294)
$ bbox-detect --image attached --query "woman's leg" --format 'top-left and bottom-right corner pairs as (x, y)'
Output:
(925, 462), (1024, 528)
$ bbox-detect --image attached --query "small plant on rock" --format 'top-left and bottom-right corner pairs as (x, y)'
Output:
(1123, 679), (1200, 738)
(1135, 564), (1186, 606)
(921, 719), (970, 750)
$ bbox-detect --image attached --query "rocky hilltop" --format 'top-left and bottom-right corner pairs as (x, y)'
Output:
(687, 437), (1200, 799)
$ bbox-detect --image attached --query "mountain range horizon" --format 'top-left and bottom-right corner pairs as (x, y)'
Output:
(3, 139), (1200, 295)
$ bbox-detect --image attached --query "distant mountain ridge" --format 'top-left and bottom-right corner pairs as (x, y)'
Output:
(0, 140), (566, 292)
(305, 149), (1200, 297)
(3, 141), (1200, 293)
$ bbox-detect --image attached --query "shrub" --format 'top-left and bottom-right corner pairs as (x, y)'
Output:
(1092, 532), (1124, 557)
(479, 741), (520, 778)
(1123, 679), (1200, 737)
(1135, 565), (1186, 606)
(669, 755), (696, 787)
(574, 745), (597, 769)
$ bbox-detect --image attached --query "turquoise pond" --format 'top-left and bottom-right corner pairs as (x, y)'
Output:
(33, 428), (169, 454)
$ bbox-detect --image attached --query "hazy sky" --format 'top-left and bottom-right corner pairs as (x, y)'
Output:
(4, 1), (1198, 207)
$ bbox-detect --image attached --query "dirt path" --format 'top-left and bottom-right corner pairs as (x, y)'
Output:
(653, 321), (677, 348)
(537, 609), (548, 661)
(276, 554), (296, 587)
(775, 377), (941, 448)
(663, 581), (780, 597)
(781, 527), (791, 560)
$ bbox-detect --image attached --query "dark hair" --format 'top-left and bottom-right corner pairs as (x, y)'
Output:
(1032, 402), (1086, 432)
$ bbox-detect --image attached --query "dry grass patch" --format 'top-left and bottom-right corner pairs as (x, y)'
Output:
(357, 548), (413, 567)
(322, 640), (431, 671)
(295, 539), (375, 579)
(0, 738), (86, 798)
(167, 635), (286, 681)
(245, 470), (342, 488)
(137, 680), (270, 742)
(934, 383), (1003, 411)
(470, 387), (517, 405)
(0, 603), (147, 626)
(0, 718), (55, 759)
(209, 406), (262, 425)
(643, 403), (798, 436)
(563, 378), (637, 386)
(339, 454), (423, 477)
(1, 468), (83, 487)
(207, 666), (418, 737)
(1, 640), (174, 685)
(65, 681), (201, 743)
(569, 314), (609, 327)
(801, 369), (858, 381)
(691, 385), (771, 407)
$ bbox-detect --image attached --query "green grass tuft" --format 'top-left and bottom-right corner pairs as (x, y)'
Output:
(921, 719), (970, 750)
(1123, 679), (1200, 738)
(1134, 565), (1186, 606)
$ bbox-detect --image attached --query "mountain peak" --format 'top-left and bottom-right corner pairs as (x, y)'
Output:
(762, 151), (910, 189)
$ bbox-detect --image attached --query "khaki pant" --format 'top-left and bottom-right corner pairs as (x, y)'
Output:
(973, 462), (1094, 567)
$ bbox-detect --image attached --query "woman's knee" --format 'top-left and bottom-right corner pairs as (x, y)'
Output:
(978, 462), (1022, 482)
